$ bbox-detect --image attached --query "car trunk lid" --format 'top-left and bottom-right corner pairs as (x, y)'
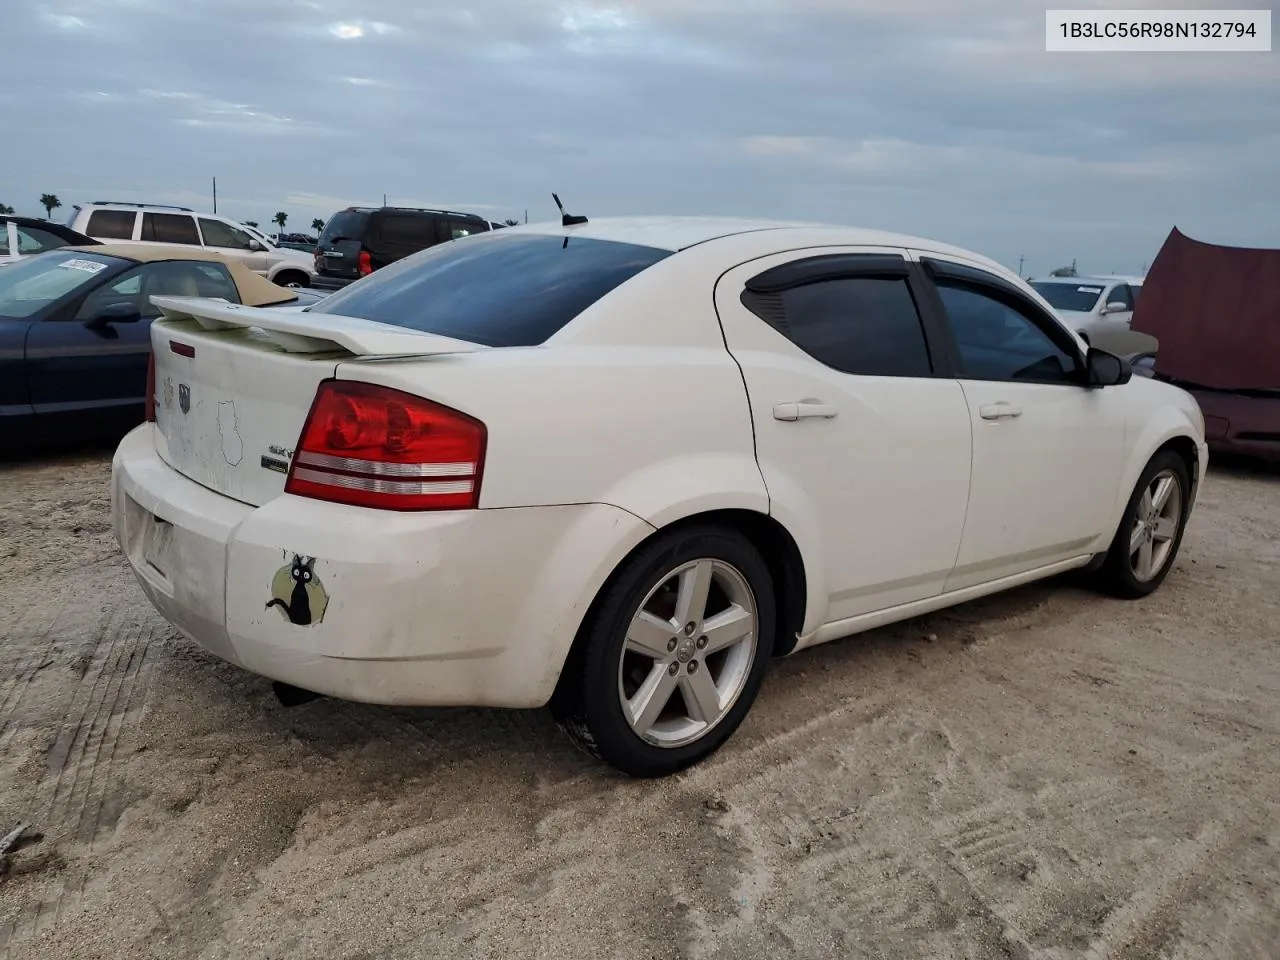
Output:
(149, 296), (484, 506)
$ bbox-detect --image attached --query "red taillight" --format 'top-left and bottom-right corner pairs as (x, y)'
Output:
(357, 250), (373, 276)
(145, 351), (156, 422)
(284, 381), (486, 511)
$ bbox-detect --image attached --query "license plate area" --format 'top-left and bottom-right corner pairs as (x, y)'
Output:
(143, 514), (176, 580)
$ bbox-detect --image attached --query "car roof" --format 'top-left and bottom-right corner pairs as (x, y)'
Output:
(58, 244), (298, 306)
(510, 216), (1006, 263)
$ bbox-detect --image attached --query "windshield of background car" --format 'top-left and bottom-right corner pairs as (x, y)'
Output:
(1029, 281), (1105, 313)
(0, 251), (126, 318)
(319, 210), (370, 243)
(310, 232), (673, 347)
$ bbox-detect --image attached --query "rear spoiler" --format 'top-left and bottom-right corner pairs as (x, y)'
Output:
(149, 296), (486, 357)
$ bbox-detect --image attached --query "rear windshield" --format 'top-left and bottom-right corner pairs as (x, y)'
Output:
(310, 232), (672, 347)
(320, 210), (370, 243)
(0, 251), (127, 318)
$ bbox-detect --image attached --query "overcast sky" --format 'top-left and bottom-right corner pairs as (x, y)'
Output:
(3, 0), (1276, 275)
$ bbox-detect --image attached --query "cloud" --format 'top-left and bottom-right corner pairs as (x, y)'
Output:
(4, 0), (1276, 273)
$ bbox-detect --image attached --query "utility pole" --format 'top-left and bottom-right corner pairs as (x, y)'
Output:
(524, 208), (528, 224)
(1017, 254), (1025, 277)
(383, 193), (387, 207)
(212, 177), (217, 214)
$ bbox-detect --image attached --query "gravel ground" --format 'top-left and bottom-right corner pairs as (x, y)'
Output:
(1, 446), (1278, 960)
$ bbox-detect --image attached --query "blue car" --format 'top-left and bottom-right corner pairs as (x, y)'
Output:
(1, 244), (323, 442)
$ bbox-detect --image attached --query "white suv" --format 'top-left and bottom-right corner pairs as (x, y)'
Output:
(66, 202), (316, 288)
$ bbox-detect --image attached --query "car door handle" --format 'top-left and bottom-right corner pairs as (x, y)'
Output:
(978, 402), (1023, 421)
(773, 401), (839, 421)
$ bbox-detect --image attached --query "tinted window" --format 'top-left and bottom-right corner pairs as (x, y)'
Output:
(312, 232), (671, 347)
(320, 210), (369, 242)
(448, 219), (489, 240)
(15, 225), (71, 253)
(938, 281), (1078, 383)
(141, 213), (200, 245)
(86, 210), (136, 240)
(771, 276), (933, 377)
(199, 218), (254, 250)
(379, 214), (435, 245)
(0, 252), (126, 318)
(1029, 281), (1104, 313)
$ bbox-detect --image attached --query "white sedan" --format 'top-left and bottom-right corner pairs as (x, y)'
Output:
(111, 217), (1208, 777)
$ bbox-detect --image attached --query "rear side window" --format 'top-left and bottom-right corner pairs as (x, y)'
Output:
(86, 210), (136, 240)
(752, 276), (934, 378)
(311, 232), (671, 347)
(141, 213), (200, 245)
(320, 210), (370, 243)
(378, 214), (436, 245)
(16, 225), (72, 254)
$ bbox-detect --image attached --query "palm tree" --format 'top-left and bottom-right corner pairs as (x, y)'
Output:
(0, 203), (14, 215)
(311, 218), (325, 236)
(273, 211), (288, 236)
(40, 194), (61, 220)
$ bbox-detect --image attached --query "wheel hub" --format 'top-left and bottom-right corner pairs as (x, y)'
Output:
(675, 638), (696, 663)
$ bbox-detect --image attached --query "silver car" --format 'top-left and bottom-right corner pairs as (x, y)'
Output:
(1029, 275), (1157, 357)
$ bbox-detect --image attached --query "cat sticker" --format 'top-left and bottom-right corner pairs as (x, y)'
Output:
(266, 554), (329, 626)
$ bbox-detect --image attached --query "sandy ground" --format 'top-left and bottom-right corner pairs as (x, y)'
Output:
(0, 444), (1277, 960)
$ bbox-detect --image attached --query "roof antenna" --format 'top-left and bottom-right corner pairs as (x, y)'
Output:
(552, 193), (588, 227)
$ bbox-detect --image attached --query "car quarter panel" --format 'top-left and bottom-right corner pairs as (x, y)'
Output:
(115, 423), (656, 707)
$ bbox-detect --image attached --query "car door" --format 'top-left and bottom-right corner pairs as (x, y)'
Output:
(715, 249), (973, 630)
(911, 254), (1128, 591)
(25, 261), (239, 423)
(198, 217), (270, 275)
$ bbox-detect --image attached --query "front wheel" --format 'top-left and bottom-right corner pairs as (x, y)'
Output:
(1096, 451), (1191, 598)
(552, 526), (775, 777)
(274, 270), (310, 289)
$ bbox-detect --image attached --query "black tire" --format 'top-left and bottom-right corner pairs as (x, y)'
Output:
(551, 525), (775, 778)
(274, 270), (310, 289)
(1095, 450), (1192, 599)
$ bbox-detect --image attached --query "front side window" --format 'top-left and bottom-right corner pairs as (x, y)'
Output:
(86, 209), (136, 240)
(0, 252), (126, 319)
(770, 276), (934, 378)
(937, 281), (1079, 383)
(199, 218), (254, 251)
(15, 225), (72, 254)
(141, 213), (200, 246)
(448, 219), (488, 240)
(1105, 284), (1133, 310)
(75, 261), (241, 321)
(311, 232), (671, 347)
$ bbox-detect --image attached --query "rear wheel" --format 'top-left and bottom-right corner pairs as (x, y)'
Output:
(1096, 451), (1191, 598)
(553, 526), (774, 777)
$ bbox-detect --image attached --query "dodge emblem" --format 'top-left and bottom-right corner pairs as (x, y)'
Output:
(178, 383), (191, 415)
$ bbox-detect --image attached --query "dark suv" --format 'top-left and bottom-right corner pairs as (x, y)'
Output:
(312, 206), (492, 290)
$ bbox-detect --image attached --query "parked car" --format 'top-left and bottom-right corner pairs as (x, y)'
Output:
(1, 215), (98, 267)
(1131, 226), (1280, 462)
(66, 202), (316, 288)
(1, 244), (319, 442)
(1029, 275), (1155, 357)
(312, 206), (491, 290)
(112, 217), (1207, 777)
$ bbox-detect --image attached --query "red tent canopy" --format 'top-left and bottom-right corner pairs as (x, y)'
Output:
(1132, 227), (1280, 391)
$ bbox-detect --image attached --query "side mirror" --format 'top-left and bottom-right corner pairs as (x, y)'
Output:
(1103, 301), (1128, 314)
(1086, 347), (1131, 387)
(248, 239), (264, 251)
(85, 301), (142, 327)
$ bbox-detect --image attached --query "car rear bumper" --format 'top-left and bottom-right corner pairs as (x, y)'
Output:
(311, 273), (358, 291)
(111, 423), (654, 707)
